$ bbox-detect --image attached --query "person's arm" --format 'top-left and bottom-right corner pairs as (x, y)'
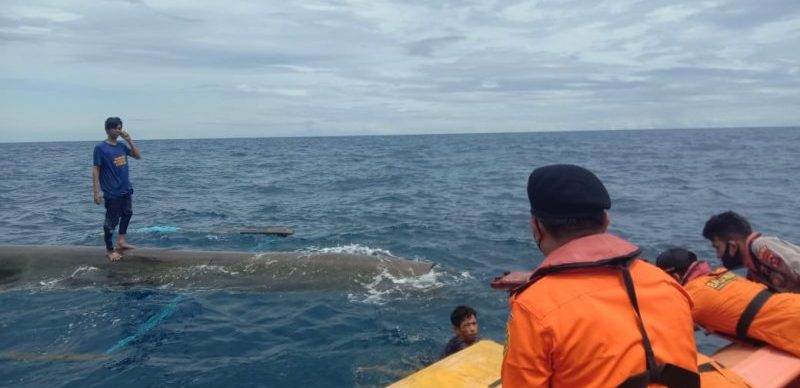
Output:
(501, 301), (552, 387)
(120, 131), (141, 159)
(752, 237), (800, 291)
(92, 146), (103, 204)
(92, 166), (102, 204)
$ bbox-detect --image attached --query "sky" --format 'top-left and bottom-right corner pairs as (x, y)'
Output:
(1, 0), (799, 142)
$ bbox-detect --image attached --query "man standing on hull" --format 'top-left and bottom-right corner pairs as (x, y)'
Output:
(92, 117), (141, 261)
(501, 164), (699, 387)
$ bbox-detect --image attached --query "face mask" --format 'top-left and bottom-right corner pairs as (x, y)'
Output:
(721, 243), (743, 269)
(533, 221), (544, 251)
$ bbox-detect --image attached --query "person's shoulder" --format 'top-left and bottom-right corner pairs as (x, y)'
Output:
(632, 259), (693, 303)
(441, 336), (467, 357)
(756, 235), (800, 250)
(94, 141), (107, 149)
(752, 236), (800, 268)
(683, 272), (719, 293)
(633, 260), (690, 290)
(751, 235), (793, 251)
(518, 263), (640, 304)
(444, 335), (463, 347)
(512, 279), (563, 318)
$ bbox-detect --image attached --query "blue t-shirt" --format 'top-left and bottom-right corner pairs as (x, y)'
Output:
(93, 141), (133, 199)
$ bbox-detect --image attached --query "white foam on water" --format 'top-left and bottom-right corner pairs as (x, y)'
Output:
(70, 266), (99, 278)
(37, 266), (101, 289)
(175, 264), (240, 277)
(347, 267), (445, 305)
(242, 255), (281, 273)
(250, 253), (279, 264)
(131, 226), (180, 233)
(38, 278), (62, 288)
(302, 244), (395, 257)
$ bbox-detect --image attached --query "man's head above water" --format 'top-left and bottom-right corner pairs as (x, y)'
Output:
(450, 305), (478, 344)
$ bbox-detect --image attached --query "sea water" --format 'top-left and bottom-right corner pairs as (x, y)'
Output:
(0, 127), (798, 387)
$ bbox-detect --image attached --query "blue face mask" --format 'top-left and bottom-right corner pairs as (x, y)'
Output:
(721, 243), (743, 269)
(532, 219), (544, 251)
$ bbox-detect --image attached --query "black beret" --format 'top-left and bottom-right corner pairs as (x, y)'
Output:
(656, 248), (697, 274)
(527, 164), (610, 218)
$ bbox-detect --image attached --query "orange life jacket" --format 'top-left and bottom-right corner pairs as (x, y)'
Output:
(501, 233), (699, 388)
(684, 265), (800, 357)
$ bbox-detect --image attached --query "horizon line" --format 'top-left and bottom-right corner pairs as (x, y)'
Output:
(1, 125), (797, 145)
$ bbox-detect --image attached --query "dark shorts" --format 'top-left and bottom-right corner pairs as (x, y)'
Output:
(104, 194), (133, 233)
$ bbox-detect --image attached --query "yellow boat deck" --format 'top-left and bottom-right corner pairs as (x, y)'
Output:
(390, 340), (800, 388)
(389, 340), (503, 388)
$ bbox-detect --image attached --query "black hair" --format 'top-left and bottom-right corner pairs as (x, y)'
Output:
(105, 117), (123, 131)
(702, 211), (752, 241)
(538, 212), (605, 240)
(656, 248), (698, 277)
(450, 305), (477, 327)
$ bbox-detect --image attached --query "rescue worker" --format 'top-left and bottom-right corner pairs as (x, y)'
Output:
(656, 248), (800, 357)
(502, 164), (699, 388)
(703, 211), (800, 292)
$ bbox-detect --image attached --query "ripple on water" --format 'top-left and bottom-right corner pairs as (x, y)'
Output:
(1, 128), (799, 386)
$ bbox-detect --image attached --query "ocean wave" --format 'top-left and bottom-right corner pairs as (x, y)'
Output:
(301, 244), (395, 257)
(35, 266), (102, 289)
(346, 267), (446, 305)
(175, 265), (241, 277)
(131, 226), (181, 233)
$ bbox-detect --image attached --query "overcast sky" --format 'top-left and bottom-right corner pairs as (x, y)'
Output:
(1, 0), (799, 142)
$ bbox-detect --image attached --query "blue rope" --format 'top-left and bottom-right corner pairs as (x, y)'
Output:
(105, 295), (184, 354)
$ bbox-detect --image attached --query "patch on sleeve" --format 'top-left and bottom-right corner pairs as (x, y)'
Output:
(704, 271), (737, 290)
(759, 248), (784, 268)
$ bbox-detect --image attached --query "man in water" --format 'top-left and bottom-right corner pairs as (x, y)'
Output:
(656, 247), (800, 357)
(92, 117), (141, 261)
(441, 305), (479, 359)
(502, 164), (699, 387)
(703, 211), (800, 292)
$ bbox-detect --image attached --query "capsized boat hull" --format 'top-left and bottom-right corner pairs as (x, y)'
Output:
(0, 245), (433, 291)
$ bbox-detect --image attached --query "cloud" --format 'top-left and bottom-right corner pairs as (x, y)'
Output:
(235, 83), (309, 97)
(647, 4), (702, 23)
(0, 0), (798, 142)
(9, 7), (82, 23)
(0, 25), (52, 41)
(405, 35), (465, 57)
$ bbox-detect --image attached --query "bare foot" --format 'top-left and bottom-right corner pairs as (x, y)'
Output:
(116, 241), (137, 250)
(106, 251), (123, 261)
